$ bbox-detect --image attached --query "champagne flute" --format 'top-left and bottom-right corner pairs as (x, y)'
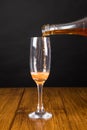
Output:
(28, 36), (52, 119)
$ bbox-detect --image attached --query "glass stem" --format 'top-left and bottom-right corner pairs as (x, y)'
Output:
(36, 84), (45, 114)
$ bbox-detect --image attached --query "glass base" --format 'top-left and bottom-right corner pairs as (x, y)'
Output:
(28, 111), (52, 120)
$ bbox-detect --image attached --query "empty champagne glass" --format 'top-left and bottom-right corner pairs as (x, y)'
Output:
(28, 36), (52, 119)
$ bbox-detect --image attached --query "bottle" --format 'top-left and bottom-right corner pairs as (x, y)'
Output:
(42, 17), (87, 37)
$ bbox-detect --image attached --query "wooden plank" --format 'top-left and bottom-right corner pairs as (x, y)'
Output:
(11, 87), (72, 130)
(0, 88), (23, 95)
(59, 87), (87, 130)
(0, 88), (24, 130)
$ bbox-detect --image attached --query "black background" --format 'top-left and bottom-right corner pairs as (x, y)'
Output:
(0, 0), (87, 87)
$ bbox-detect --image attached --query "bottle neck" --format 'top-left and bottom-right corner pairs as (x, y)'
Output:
(42, 17), (87, 36)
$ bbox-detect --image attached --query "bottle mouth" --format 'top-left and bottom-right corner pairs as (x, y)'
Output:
(41, 24), (51, 36)
(41, 24), (50, 33)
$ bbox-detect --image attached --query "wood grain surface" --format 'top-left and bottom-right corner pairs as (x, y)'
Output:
(0, 87), (87, 130)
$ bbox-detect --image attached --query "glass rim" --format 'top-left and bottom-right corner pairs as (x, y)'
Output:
(30, 36), (50, 38)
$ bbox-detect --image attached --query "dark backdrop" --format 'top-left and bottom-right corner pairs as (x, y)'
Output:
(0, 0), (87, 87)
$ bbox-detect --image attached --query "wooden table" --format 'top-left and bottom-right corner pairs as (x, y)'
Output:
(0, 87), (87, 130)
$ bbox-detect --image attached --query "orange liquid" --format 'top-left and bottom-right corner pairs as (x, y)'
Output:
(31, 72), (49, 84)
(42, 28), (87, 37)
